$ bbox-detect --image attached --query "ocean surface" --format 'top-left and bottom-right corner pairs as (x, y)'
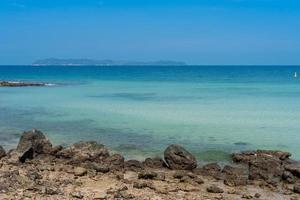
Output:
(0, 65), (300, 161)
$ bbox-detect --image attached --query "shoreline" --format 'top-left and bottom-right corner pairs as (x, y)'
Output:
(1, 129), (300, 199)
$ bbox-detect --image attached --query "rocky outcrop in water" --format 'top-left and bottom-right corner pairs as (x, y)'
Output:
(0, 130), (300, 199)
(164, 144), (197, 170)
(0, 81), (47, 87)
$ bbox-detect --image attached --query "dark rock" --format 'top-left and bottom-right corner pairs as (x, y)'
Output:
(57, 141), (109, 163)
(104, 154), (125, 171)
(194, 177), (204, 184)
(282, 171), (296, 183)
(125, 160), (144, 171)
(0, 81), (46, 87)
(90, 163), (110, 173)
(193, 163), (221, 179)
(138, 170), (158, 179)
(254, 193), (261, 198)
(285, 164), (300, 178)
(143, 157), (166, 168)
(294, 184), (300, 194)
(222, 165), (248, 186)
(0, 146), (6, 159)
(206, 185), (224, 193)
(45, 186), (61, 195)
(16, 129), (53, 162)
(232, 150), (291, 164)
(164, 144), (197, 170)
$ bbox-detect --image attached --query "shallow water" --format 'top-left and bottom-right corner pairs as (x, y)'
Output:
(0, 65), (300, 161)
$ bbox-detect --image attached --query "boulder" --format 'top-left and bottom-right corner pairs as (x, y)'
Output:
(16, 129), (53, 162)
(222, 165), (248, 186)
(125, 160), (144, 171)
(193, 163), (221, 179)
(143, 157), (166, 169)
(206, 185), (224, 193)
(57, 141), (109, 163)
(164, 144), (197, 170)
(104, 154), (125, 171)
(285, 164), (300, 178)
(0, 146), (6, 159)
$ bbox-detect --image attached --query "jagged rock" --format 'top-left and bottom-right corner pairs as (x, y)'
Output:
(232, 150), (291, 164)
(222, 165), (248, 186)
(74, 167), (87, 176)
(0, 146), (6, 159)
(285, 164), (300, 178)
(125, 160), (144, 171)
(193, 163), (221, 179)
(104, 154), (124, 171)
(164, 144), (197, 170)
(57, 141), (109, 163)
(206, 185), (224, 193)
(138, 170), (158, 179)
(143, 157), (166, 168)
(89, 163), (110, 173)
(45, 186), (61, 195)
(16, 129), (53, 162)
(282, 171), (296, 183)
(133, 181), (155, 190)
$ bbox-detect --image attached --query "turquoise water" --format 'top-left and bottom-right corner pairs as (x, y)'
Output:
(0, 65), (300, 161)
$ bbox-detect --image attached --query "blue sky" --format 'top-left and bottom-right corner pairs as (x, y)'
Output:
(0, 0), (300, 65)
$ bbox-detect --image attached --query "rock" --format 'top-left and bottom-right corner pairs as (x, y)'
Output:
(90, 163), (110, 173)
(138, 170), (158, 179)
(143, 157), (166, 168)
(254, 193), (261, 198)
(193, 163), (221, 179)
(248, 157), (283, 181)
(133, 181), (155, 190)
(282, 171), (296, 183)
(104, 154), (124, 171)
(57, 141), (109, 163)
(45, 186), (60, 195)
(125, 160), (143, 171)
(70, 191), (84, 199)
(285, 164), (300, 178)
(164, 144), (197, 170)
(16, 129), (53, 162)
(232, 150), (291, 164)
(242, 194), (253, 199)
(222, 165), (248, 186)
(0, 81), (46, 87)
(0, 146), (6, 159)
(74, 167), (87, 176)
(206, 185), (224, 193)
(194, 177), (204, 184)
(294, 184), (300, 194)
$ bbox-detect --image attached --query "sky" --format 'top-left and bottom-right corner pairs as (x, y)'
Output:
(0, 0), (300, 65)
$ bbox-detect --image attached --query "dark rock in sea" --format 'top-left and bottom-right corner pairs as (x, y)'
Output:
(143, 157), (166, 169)
(222, 165), (248, 186)
(104, 154), (125, 171)
(125, 160), (144, 171)
(164, 144), (197, 170)
(0, 146), (6, 159)
(16, 129), (53, 162)
(57, 141), (109, 163)
(206, 185), (224, 193)
(193, 163), (221, 179)
(0, 81), (46, 87)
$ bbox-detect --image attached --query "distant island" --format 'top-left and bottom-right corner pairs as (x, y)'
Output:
(33, 58), (186, 66)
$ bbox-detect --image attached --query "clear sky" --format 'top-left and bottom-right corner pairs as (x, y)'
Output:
(0, 0), (300, 65)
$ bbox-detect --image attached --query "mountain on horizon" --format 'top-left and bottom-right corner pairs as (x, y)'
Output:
(33, 58), (186, 66)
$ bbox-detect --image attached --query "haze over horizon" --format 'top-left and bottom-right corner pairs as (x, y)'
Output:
(0, 0), (300, 65)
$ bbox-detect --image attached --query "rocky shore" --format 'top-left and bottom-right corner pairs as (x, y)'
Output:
(1, 129), (300, 199)
(0, 81), (47, 87)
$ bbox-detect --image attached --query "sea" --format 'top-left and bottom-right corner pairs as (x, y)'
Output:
(0, 65), (300, 161)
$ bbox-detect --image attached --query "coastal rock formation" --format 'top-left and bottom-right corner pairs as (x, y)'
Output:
(164, 144), (197, 170)
(15, 129), (53, 162)
(57, 141), (109, 163)
(0, 81), (46, 87)
(1, 130), (300, 199)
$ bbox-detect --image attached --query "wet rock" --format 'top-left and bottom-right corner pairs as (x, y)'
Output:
(143, 157), (166, 168)
(194, 163), (221, 179)
(125, 160), (143, 171)
(164, 144), (197, 170)
(222, 165), (248, 186)
(104, 154), (124, 171)
(16, 129), (53, 162)
(74, 167), (87, 176)
(207, 185), (224, 193)
(0, 81), (46, 87)
(138, 170), (158, 179)
(57, 141), (109, 163)
(0, 146), (6, 159)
